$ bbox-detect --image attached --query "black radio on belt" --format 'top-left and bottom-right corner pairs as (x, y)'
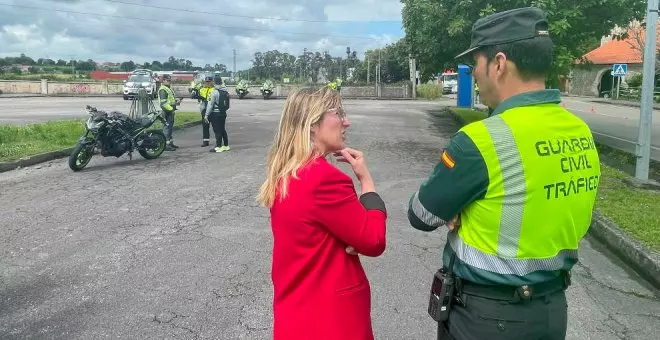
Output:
(428, 252), (457, 322)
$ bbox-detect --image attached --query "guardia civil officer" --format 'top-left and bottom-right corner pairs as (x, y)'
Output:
(157, 74), (182, 151)
(199, 76), (214, 147)
(204, 75), (230, 153)
(407, 7), (601, 340)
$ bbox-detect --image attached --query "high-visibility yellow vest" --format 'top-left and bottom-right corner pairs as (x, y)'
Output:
(158, 85), (176, 111)
(451, 103), (601, 284)
(199, 86), (213, 101)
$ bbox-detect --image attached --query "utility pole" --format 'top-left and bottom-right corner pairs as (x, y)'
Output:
(409, 54), (416, 99)
(635, 0), (658, 181)
(376, 49), (382, 98)
(233, 49), (237, 81)
(366, 52), (370, 84)
(69, 54), (76, 79)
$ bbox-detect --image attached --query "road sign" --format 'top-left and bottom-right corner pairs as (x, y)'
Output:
(613, 63), (628, 77)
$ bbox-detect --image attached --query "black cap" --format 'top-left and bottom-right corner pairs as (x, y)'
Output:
(213, 75), (223, 85)
(204, 76), (213, 81)
(455, 7), (550, 59)
(161, 74), (172, 80)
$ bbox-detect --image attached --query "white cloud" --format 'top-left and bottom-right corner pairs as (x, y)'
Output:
(0, 0), (403, 69)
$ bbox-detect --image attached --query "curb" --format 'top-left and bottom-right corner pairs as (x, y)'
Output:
(590, 99), (660, 111)
(443, 105), (660, 289)
(0, 120), (202, 174)
(588, 212), (660, 289)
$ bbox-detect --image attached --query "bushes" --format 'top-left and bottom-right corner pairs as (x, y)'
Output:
(627, 74), (642, 88)
(416, 84), (442, 99)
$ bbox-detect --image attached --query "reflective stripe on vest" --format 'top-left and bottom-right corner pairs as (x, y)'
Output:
(456, 104), (600, 277)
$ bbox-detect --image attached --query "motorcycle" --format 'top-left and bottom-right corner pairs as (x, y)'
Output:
(235, 79), (249, 99)
(260, 79), (274, 99)
(68, 105), (168, 171)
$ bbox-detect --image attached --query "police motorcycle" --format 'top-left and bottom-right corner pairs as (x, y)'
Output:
(235, 79), (249, 99)
(68, 105), (167, 171)
(260, 79), (274, 99)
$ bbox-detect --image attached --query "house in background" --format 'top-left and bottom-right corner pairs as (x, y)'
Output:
(569, 21), (657, 97)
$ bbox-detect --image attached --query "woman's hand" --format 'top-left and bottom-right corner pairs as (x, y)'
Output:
(334, 147), (374, 193)
(346, 246), (358, 255)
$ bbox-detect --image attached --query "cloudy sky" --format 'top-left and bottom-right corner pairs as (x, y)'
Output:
(0, 0), (404, 69)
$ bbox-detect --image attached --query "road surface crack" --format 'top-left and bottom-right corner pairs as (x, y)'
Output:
(152, 310), (200, 339)
(574, 263), (658, 301)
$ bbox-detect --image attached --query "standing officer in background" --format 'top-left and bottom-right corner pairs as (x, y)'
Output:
(199, 76), (214, 147)
(407, 7), (601, 339)
(204, 75), (230, 153)
(158, 74), (182, 151)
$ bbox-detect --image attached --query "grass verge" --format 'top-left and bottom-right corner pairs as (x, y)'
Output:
(448, 107), (660, 252)
(0, 112), (200, 162)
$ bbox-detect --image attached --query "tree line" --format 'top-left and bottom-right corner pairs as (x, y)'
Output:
(0, 46), (413, 84)
(400, 0), (648, 87)
(0, 43), (414, 84)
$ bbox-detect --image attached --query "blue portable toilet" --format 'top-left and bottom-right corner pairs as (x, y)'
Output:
(457, 64), (473, 108)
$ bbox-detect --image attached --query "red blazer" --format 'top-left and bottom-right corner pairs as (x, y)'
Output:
(270, 156), (387, 340)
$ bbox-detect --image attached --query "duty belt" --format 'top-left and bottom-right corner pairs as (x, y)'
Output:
(456, 271), (570, 302)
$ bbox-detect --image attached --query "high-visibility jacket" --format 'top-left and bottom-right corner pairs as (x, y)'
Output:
(407, 89), (601, 286)
(158, 85), (176, 112)
(451, 102), (600, 285)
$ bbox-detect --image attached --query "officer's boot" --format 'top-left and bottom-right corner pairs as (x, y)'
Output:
(165, 140), (176, 151)
(201, 139), (209, 147)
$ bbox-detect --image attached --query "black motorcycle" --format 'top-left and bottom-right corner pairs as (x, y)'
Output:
(68, 105), (167, 171)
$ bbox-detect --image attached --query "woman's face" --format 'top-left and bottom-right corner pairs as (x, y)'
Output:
(312, 107), (350, 154)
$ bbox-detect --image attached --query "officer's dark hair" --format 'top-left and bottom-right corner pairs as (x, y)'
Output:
(481, 36), (554, 81)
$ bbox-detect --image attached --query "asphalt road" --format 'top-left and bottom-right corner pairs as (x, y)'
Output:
(561, 97), (660, 161)
(1, 100), (658, 339)
(449, 94), (660, 161)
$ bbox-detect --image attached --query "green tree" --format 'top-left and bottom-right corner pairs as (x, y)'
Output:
(401, 0), (646, 87)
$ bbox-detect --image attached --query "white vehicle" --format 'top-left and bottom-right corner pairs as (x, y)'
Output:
(123, 69), (157, 100)
(440, 71), (458, 94)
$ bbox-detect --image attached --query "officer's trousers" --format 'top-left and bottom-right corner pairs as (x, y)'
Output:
(439, 289), (567, 340)
(162, 110), (175, 142)
(200, 110), (210, 141)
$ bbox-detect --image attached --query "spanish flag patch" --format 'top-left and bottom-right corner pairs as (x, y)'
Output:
(441, 150), (455, 169)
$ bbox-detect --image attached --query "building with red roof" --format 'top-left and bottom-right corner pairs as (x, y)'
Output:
(568, 20), (657, 97)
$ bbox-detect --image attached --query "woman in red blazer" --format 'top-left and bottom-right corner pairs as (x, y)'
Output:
(257, 87), (387, 340)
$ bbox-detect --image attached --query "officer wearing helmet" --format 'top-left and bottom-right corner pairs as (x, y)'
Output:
(407, 7), (600, 339)
(198, 75), (215, 147)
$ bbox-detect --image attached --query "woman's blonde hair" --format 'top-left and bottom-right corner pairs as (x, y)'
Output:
(256, 86), (342, 208)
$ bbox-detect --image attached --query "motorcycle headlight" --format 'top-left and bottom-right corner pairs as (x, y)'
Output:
(86, 118), (103, 130)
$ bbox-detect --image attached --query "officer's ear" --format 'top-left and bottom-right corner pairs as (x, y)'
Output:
(493, 52), (508, 79)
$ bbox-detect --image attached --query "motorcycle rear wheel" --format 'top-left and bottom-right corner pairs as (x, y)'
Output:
(68, 143), (94, 171)
(138, 130), (166, 159)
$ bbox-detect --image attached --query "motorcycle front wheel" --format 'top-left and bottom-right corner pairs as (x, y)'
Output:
(68, 143), (94, 171)
(138, 130), (166, 159)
